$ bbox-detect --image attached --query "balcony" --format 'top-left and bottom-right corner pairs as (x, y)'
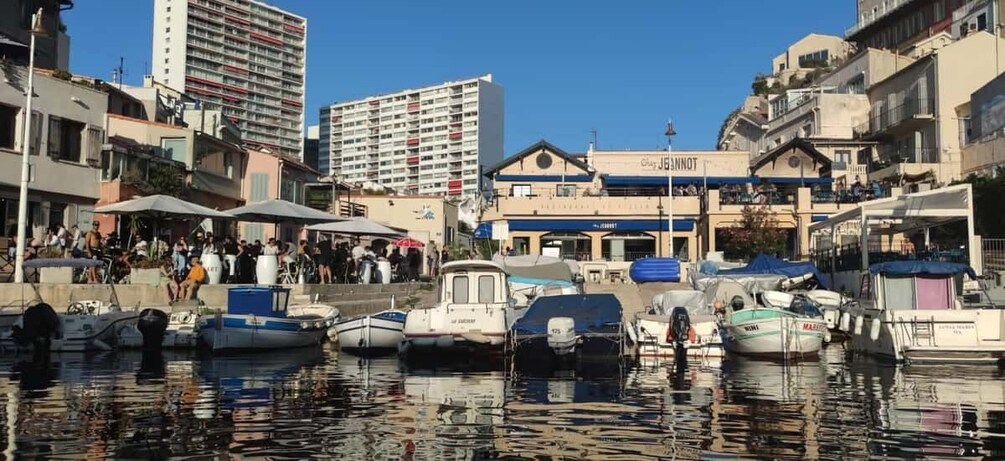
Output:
(845, 0), (918, 37)
(488, 188), (701, 217)
(855, 98), (934, 140)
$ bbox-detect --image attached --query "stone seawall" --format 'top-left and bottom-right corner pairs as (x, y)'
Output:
(0, 282), (438, 317)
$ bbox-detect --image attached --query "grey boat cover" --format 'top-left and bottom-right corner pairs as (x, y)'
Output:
(689, 271), (786, 294)
(492, 255), (576, 281)
(702, 279), (756, 309)
(651, 289), (717, 323)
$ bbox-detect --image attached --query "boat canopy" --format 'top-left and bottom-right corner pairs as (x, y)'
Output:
(869, 261), (978, 279)
(720, 253), (828, 289)
(702, 279), (756, 308)
(652, 290), (706, 315)
(511, 294), (621, 335)
(493, 254), (575, 281)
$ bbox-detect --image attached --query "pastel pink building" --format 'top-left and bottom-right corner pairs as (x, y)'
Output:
(240, 149), (320, 243)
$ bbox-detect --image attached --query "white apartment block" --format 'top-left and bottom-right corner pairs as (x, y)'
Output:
(152, 0), (306, 159)
(320, 75), (504, 197)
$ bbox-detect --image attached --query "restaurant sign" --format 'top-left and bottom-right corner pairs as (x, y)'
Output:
(640, 156), (701, 172)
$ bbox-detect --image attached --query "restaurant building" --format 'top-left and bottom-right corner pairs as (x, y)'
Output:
(479, 140), (867, 279)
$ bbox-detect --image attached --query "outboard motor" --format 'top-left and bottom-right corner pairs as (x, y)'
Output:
(546, 317), (577, 356)
(137, 308), (169, 349)
(667, 306), (692, 359)
(11, 303), (59, 350)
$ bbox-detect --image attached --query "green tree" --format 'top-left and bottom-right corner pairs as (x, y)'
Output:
(147, 164), (184, 196)
(719, 205), (788, 260)
(751, 75), (769, 97)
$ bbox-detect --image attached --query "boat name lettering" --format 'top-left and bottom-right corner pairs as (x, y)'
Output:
(742, 325), (759, 332)
(802, 322), (825, 331)
(452, 318), (477, 324)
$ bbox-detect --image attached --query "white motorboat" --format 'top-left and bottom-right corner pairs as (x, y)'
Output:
(631, 290), (724, 358)
(119, 309), (200, 349)
(399, 260), (517, 355)
(330, 309), (406, 354)
(714, 281), (827, 359)
(198, 287), (338, 352)
(845, 261), (1005, 364)
(803, 289), (852, 334)
(762, 290), (835, 343)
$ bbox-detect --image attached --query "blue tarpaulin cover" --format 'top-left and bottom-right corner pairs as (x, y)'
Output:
(869, 261), (977, 279)
(511, 294), (622, 335)
(629, 258), (681, 283)
(720, 253), (829, 289)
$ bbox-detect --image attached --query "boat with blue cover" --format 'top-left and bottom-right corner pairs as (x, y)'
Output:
(331, 309), (407, 354)
(510, 293), (624, 359)
(198, 286), (339, 352)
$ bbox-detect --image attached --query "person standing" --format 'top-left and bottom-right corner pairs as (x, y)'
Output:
(222, 236), (238, 283)
(84, 222), (103, 283)
(70, 224), (83, 257)
(316, 236), (333, 284)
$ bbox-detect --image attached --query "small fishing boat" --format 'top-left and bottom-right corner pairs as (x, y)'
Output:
(3, 259), (141, 352)
(714, 281), (827, 359)
(845, 261), (1005, 364)
(399, 260), (517, 356)
(198, 287), (338, 352)
(631, 290), (724, 358)
(511, 294), (624, 359)
(330, 309), (407, 354)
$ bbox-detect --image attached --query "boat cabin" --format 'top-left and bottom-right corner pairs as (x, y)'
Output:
(868, 261), (977, 311)
(439, 261), (510, 305)
(228, 286), (291, 318)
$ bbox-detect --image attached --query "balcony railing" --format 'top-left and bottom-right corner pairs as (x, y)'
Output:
(719, 190), (792, 206)
(845, 0), (917, 37)
(855, 98), (934, 138)
(870, 148), (939, 170)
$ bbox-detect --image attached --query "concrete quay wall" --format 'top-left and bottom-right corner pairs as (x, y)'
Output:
(0, 282), (438, 318)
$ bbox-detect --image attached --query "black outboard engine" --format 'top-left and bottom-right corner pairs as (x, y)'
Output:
(11, 303), (59, 350)
(669, 306), (691, 367)
(137, 308), (169, 349)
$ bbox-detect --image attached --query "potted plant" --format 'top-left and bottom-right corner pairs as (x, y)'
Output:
(131, 257), (166, 286)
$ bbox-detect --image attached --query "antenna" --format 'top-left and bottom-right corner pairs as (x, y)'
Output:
(590, 128), (598, 149)
(114, 57), (126, 89)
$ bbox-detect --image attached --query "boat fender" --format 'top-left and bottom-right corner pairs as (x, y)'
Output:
(460, 331), (491, 345)
(840, 312), (851, 332)
(824, 330), (832, 343)
(869, 318), (881, 341)
(854, 316), (864, 336)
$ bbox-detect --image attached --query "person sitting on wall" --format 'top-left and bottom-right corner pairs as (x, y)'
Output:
(161, 260), (180, 304)
(180, 256), (207, 301)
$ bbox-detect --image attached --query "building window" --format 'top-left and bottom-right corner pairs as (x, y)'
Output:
(541, 232), (591, 261)
(602, 232), (655, 262)
(512, 237), (530, 255)
(250, 173), (270, 202)
(556, 184), (577, 197)
(511, 184), (531, 197)
(0, 105), (17, 150)
(47, 116), (84, 162)
(797, 50), (829, 67)
(165, 27), (170, 33)
(834, 149), (852, 168)
(161, 137), (187, 163)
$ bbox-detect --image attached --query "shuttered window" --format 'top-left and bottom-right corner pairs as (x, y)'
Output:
(250, 173), (270, 202)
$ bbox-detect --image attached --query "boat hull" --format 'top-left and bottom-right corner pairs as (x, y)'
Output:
(512, 333), (621, 358)
(332, 311), (405, 353)
(400, 304), (514, 355)
(198, 314), (328, 351)
(847, 307), (1005, 364)
(720, 312), (826, 359)
(633, 314), (724, 358)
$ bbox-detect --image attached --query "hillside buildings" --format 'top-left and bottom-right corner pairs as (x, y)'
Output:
(152, 0), (307, 159)
(320, 74), (504, 197)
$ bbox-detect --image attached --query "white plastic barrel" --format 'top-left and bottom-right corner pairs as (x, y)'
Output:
(360, 262), (372, 285)
(202, 254), (222, 285)
(224, 254), (237, 278)
(854, 316), (865, 336)
(377, 260), (392, 284)
(256, 255), (278, 285)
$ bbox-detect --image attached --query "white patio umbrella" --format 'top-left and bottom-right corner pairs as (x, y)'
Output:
(306, 217), (404, 238)
(225, 199), (344, 225)
(94, 194), (235, 220)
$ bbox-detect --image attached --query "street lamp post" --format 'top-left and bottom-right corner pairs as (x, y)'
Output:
(657, 198), (664, 258)
(665, 120), (676, 259)
(13, 9), (44, 284)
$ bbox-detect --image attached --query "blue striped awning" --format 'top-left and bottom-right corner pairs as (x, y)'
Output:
(811, 215), (831, 223)
(757, 177), (833, 185)
(494, 174), (593, 182)
(601, 175), (753, 186)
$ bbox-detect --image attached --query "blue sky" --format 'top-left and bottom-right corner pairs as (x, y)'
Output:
(65, 1), (852, 153)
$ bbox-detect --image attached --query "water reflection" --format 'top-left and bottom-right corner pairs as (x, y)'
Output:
(0, 346), (999, 458)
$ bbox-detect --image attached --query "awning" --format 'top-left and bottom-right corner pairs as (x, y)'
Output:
(474, 222), (492, 239)
(0, 33), (27, 49)
(808, 183), (973, 236)
(508, 219), (694, 232)
(602, 175), (753, 186)
(494, 174), (593, 182)
(811, 214), (830, 223)
(756, 177), (833, 185)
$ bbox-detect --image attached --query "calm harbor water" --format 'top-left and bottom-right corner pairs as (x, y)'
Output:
(0, 346), (1001, 459)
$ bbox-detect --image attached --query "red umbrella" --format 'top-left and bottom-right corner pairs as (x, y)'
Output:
(393, 237), (425, 248)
